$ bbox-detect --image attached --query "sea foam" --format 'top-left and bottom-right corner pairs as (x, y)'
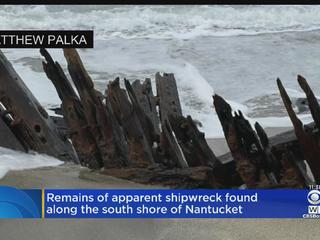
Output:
(0, 147), (63, 179)
(0, 5), (320, 40)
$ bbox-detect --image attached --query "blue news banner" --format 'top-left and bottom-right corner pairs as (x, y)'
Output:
(0, 186), (319, 218)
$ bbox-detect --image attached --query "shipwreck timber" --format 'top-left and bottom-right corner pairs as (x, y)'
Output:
(0, 51), (77, 162)
(0, 48), (319, 189)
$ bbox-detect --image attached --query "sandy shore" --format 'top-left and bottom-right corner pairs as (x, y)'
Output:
(1, 126), (319, 240)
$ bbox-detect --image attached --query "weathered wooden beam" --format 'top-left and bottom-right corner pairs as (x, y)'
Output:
(107, 78), (154, 167)
(213, 94), (258, 188)
(155, 72), (188, 168)
(277, 78), (320, 184)
(124, 79), (158, 147)
(63, 49), (129, 168)
(0, 50), (76, 161)
(234, 111), (279, 186)
(280, 150), (307, 188)
(156, 72), (183, 120)
(297, 75), (320, 130)
(99, 166), (216, 189)
(162, 117), (188, 168)
(218, 127), (301, 162)
(169, 115), (220, 168)
(130, 78), (160, 143)
(138, 78), (160, 139)
(50, 116), (67, 136)
(167, 114), (242, 187)
(41, 48), (101, 168)
(254, 122), (281, 183)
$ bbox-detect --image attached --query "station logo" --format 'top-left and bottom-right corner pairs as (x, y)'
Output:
(303, 189), (320, 218)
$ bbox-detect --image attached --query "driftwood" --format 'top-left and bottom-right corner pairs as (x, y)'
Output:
(0, 50), (76, 161)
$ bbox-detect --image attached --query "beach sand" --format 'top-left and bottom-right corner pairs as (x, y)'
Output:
(0, 126), (319, 240)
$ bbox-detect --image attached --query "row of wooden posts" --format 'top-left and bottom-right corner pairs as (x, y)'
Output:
(0, 48), (319, 188)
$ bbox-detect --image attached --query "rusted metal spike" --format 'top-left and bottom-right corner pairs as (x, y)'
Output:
(297, 75), (320, 130)
(277, 78), (320, 184)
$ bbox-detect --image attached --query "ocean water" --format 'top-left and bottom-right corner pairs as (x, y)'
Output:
(1, 5), (320, 137)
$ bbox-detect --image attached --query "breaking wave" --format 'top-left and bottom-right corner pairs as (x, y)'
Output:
(1, 5), (320, 39)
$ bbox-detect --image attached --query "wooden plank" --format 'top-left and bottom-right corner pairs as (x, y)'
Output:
(155, 72), (188, 168)
(156, 72), (182, 121)
(107, 78), (154, 167)
(0, 50), (76, 161)
(125, 79), (158, 147)
(142, 78), (160, 138)
(168, 115), (220, 168)
(131, 78), (160, 142)
(162, 118), (188, 168)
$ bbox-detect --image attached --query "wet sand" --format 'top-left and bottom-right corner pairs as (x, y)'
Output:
(0, 126), (319, 240)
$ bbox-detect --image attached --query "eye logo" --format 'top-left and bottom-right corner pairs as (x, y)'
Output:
(307, 190), (320, 205)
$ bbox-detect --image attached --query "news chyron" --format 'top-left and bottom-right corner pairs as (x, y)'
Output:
(0, 30), (93, 48)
